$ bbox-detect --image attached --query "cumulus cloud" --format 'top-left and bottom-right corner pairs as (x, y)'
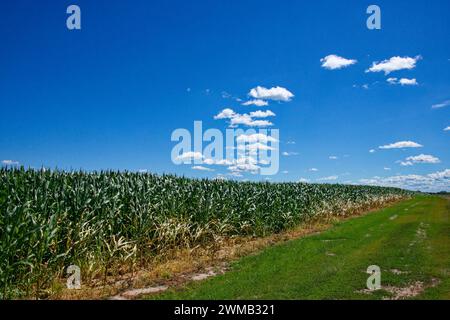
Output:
(379, 141), (423, 149)
(203, 158), (234, 166)
(203, 153), (270, 176)
(229, 171), (244, 178)
(242, 99), (269, 107)
(366, 56), (421, 75)
(249, 110), (276, 118)
(215, 159), (235, 166)
(387, 77), (418, 86)
(282, 152), (299, 156)
(432, 100), (450, 109)
(318, 175), (338, 181)
(444, 126), (450, 131)
(249, 86), (294, 102)
(320, 54), (357, 70)
(214, 108), (236, 120)
(214, 108), (274, 127)
(369, 149), (376, 153)
(428, 169), (450, 180)
(384, 167), (391, 171)
(192, 165), (214, 172)
(228, 162), (260, 174)
(399, 78), (418, 86)
(298, 178), (310, 183)
(229, 114), (273, 127)
(214, 174), (228, 181)
(238, 143), (275, 154)
(2, 160), (19, 166)
(309, 168), (319, 172)
(177, 151), (204, 161)
(236, 133), (278, 144)
(387, 77), (397, 84)
(359, 169), (450, 192)
(402, 154), (441, 165)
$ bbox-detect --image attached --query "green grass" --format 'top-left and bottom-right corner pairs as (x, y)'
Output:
(150, 196), (450, 300)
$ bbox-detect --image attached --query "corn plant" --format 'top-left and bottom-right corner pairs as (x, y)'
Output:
(0, 167), (413, 298)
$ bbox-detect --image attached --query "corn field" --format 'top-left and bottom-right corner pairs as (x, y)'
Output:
(0, 167), (412, 298)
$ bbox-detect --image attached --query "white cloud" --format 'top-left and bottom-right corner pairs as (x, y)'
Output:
(203, 158), (234, 166)
(228, 171), (244, 178)
(237, 156), (257, 165)
(230, 114), (273, 127)
(215, 108), (274, 127)
(2, 160), (20, 166)
(404, 154), (440, 164)
(214, 108), (236, 120)
(387, 77), (419, 86)
(432, 100), (450, 109)
(298, 178), (310, 183)
(221, 91), (231, 98)
(320, 54), (357, 70)
(387, 77), (397, 84)
(249, 110), (276, 118)
(215, 159), (235, 166)
(379, 141), (423, 149)
(202, 158), (215, 165)
(399, 161), (413, 166)
(225, 156), (265, 176)
(359, 169), (450, 192)
(399, 78), (418, 86)
(444, 126), (450, 131)
(239, 143), (275, 153)
(318, 175), (338, 181)
(309, 168), (319, 172)
(369, 149), (376, 153)
(384, 167), (391, 171)
(214, 174), (228, 181)
(282, 170), (289, 174)
(286, 141), (296, 145)
(242, 99), (269, 107)
(282, 152), (299, 156)
(249, 86), (294, 102)
(236, 133), (278, 144)
(329, 156), (338, 160)
(428, 169), (450, 180)
(228, 163), (260, 174)
(192, 166), (214, 172)
(366, 55), (421, 75)
(138, 169), (148, 173)
(177, 151), (204, 161)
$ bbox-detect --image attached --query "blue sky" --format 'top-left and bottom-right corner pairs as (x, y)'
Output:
(0, 0), (449, 191)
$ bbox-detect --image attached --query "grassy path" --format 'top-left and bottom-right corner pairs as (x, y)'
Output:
(148, 196), (449, 300)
